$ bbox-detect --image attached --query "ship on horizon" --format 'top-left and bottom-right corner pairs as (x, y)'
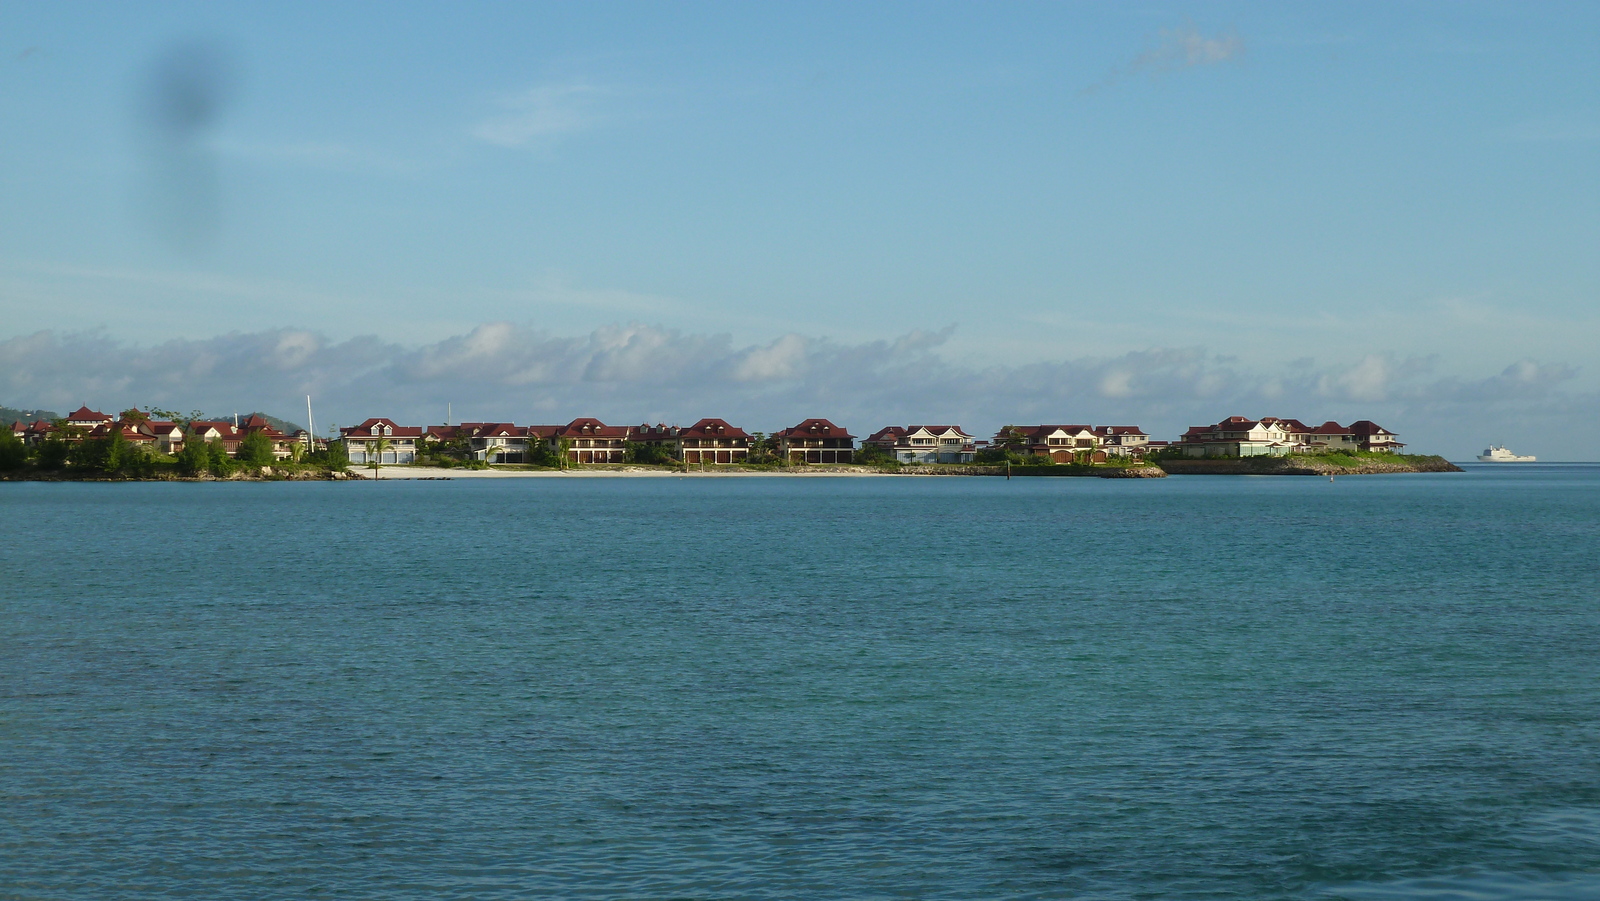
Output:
(1477, 445), (1536, 462)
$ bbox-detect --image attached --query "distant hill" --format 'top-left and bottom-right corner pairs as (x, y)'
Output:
(1, 406), (60, 425)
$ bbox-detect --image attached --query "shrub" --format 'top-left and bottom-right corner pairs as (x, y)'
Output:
(853, 443), (898, 466)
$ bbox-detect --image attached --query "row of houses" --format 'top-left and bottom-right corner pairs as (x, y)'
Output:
(11, 405), (1406, 465)
(1176, 417), (1402, 458)
(341, 416), (858, 464)
(8, 407), (307, 460)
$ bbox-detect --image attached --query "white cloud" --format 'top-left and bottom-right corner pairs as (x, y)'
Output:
(472, 82), (610, 148)
(1085, 23), (1244, 95)
(1, 324), (1592, 457)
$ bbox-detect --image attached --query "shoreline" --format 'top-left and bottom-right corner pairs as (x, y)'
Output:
(4, 456), (1464, 481)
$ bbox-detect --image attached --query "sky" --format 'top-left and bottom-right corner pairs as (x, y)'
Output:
(1, 2), (1597, 458)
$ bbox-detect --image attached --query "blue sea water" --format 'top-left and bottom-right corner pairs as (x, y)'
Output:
(2, 466), (1599, 900)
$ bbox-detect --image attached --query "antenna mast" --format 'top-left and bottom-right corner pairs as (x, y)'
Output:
(306, 396), (317, 454)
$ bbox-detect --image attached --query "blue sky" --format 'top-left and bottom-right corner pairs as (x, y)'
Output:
(2, 2), (1597, 457)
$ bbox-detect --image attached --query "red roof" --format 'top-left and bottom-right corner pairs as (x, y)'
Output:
(1311, 421), (1350, 435)
(341, 418), (423, 438)
(557, 418), (631, 439)
(189, 421), (240, 438)
(679, 418), (750, 441)
(66, 405), (110, 422)
(632, 423), (680, 439)
(867, 426), (907, 443)
(774, 418), (854, 440)
(1348, 420), (1396, 437)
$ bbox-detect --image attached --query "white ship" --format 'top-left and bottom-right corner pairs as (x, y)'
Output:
(1477, 445), (1536, 462)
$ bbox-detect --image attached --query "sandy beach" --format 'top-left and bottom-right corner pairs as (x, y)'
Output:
(359, 465), (900, 479)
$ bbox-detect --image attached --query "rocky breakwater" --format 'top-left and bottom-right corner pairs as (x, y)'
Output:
(1158, 455), (1461, 476)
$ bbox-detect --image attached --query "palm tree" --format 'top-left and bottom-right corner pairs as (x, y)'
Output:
(367, 437), (391, 480)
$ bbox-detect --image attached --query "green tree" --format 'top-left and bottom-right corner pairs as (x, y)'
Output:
(207, 438), (235, 476)
(623, 441), (676, 465)
(0, 427), (26, 471)
(35, 435), (69, 469)
(527, 437), (562, 468)
(854, 443), (898, 466)
(96, 428), (131, 473)
(237, 430), (276, 466)
(176, 439), (210, 476)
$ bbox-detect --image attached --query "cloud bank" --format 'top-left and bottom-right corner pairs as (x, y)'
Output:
(1085, 23), (1244, 95)
(2, 323), (1592, 458)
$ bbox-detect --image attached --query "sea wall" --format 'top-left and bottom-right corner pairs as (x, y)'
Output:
(1157, 455), (1461, 476)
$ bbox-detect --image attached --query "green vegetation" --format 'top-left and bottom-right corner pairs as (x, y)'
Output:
(851, 443), (898, 466)
(236, 430), (276, 466)
(0, 427), (27, 471)
(624, 441), (678, 465)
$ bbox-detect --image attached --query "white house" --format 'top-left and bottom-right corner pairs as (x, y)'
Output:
(873, 425), (976, 463)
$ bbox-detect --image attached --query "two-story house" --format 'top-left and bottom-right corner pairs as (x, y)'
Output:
(677, 418), (750, 464)
(871, 425), (976, 463)
(1348, 421), (1404, 453)
(545, 418), (631, 464)
(1179, 417), (1295, 458)
(1093, 425), (1151, 458)
(339, 418), (422, 463)
(999, 425), (1101, 463)
(773, 418), (854, 463)
(188, 421), (242, 455)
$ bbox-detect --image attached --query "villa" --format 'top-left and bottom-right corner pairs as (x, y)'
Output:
(677, 418), (750, 464)
(773, 418), (854, 463)
(339, 418), (422, 464)
(867, 425), (976, 464)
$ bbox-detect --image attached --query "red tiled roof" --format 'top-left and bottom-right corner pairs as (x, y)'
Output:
(557, 418), (631, 439)
(341, 418), (423, 438)
(189, 421), (240, 438)
(679, 418), (750, 440)
(867, 426), (907, 442)
(67, 405), (110, 422)
(1311, 421), (1350, 435)
(774, 418), (854, 440)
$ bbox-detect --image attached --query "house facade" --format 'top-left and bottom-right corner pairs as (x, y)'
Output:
(340, 418), (422, 463)
(677, 418), (750, 464)
(996, 425), (1100, 463)
(870, 425), (976, 463)
(550, 418), (630, 464)
(1093, 426), (1151, 457)
(64, 406), (113, 432)
(1180, 417), (1295, 457)
(773, 418), (854, 463)
(1349, 420), (1404, 453)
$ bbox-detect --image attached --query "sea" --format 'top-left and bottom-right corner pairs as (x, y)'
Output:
(3, 465), (1598, 900)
